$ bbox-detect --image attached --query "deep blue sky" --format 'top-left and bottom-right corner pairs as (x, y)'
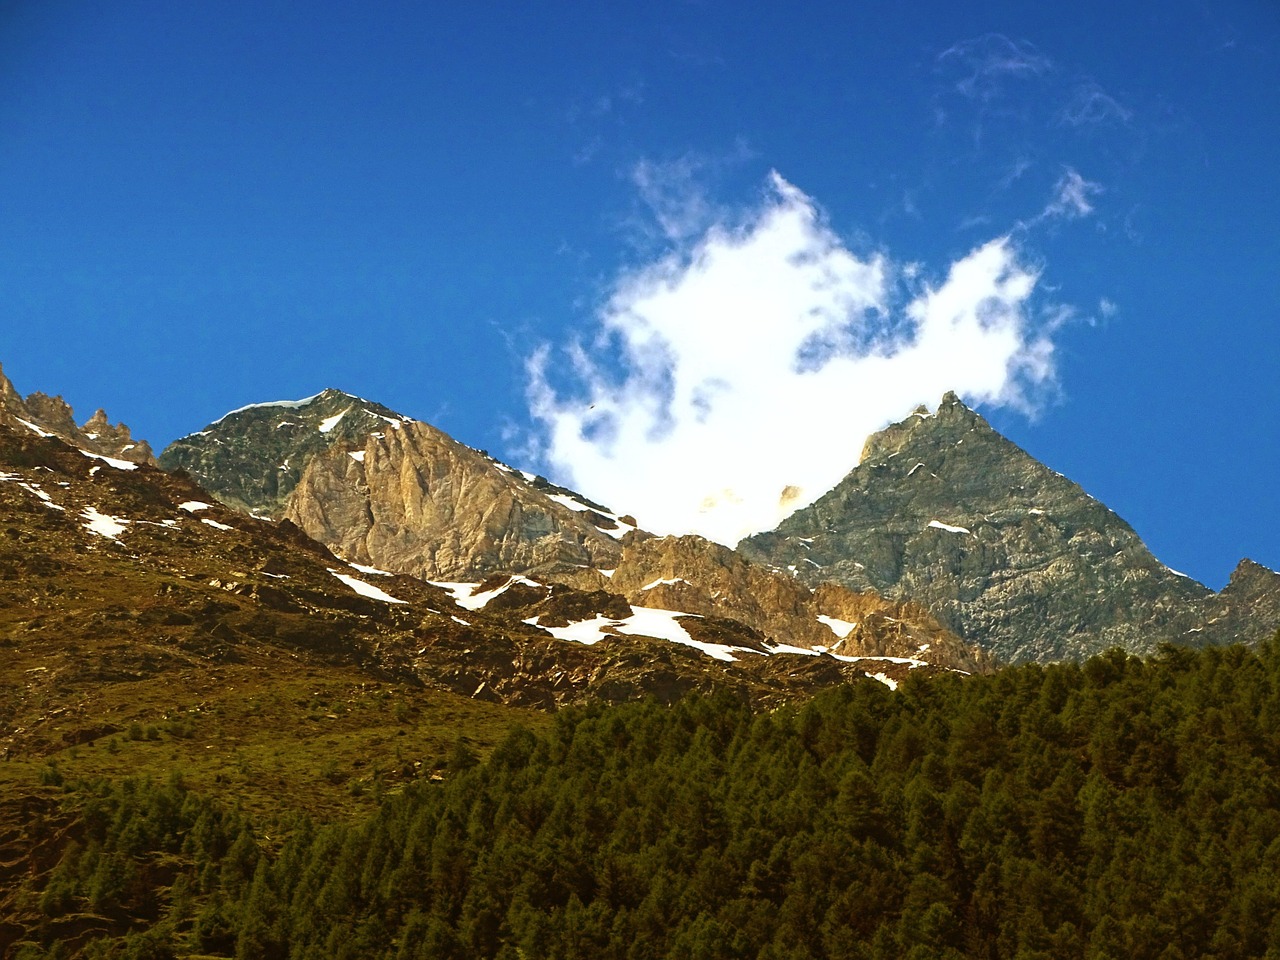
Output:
(2, 0), (1277, 587)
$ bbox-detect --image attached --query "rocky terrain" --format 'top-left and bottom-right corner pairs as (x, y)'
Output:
(282, 418), (631, 580)
(157, 388), (412, 516)
(0, 363), (154, 465)
(160, 390), (634, 579)
(740, 392), (1226, 663)
(1192, 558), (1280, 649)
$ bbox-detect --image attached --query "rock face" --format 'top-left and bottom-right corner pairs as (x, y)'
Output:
(1191, 559), (1280, 648)
(0, 362), (154, 464)
(158, 389), (412, 516)
(282, 418), (630, 581)
(740, 393), (1211, 663)
(159, 389), (635, 581)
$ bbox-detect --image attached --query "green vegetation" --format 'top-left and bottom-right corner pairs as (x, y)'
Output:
(10, 638), (1280, 958)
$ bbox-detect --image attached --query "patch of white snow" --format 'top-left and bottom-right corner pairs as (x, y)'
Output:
(817, 615), (857, 639)
(81, 451), (138, 471)
(329, 570), (407, 604)
(211, 393), (325, 425)
(642, 577), (688, 591)
(318, 410), (347, 433)
(16, 418), (54, 438)
(81, 506), (129, 540)
(349, 562), (393, 576)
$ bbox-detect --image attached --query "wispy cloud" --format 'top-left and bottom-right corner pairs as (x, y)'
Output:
(624, 143), (757, 245)
(1059, 82), (1133, 127)
(528, 173), (1060, 546)
(937, 34), (1053, 102)
(1042, 167), (1103, 220)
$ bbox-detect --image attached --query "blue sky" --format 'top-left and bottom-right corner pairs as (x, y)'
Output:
(1, 0), (1277, 587)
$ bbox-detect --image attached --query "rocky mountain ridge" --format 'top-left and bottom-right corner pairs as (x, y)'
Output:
(740, 392), (1262, 663)
(158, 389), (986, 673)
(8, 361), (1277, 674)
(0, 362), (154, 465)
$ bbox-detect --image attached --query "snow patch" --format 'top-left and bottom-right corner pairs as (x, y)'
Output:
(767, 642), (822, 657)
(15, 417), (54, 438)
(81, 451), (138, 471)
(642, 577), (688, 591)
(179, 501), (212, 513)
(81, 506), (129, 540)
(348, 450), (366, 462)
(431, 575), (544, 611)
(329, 570), (407, 604)
(319, 410), (347, 433)
(817, 615), (857, 639)
(211, 393), (325, 425)
(525, 605), (756, 662)
(869, 672), (898, 690)
(928, 520), (971, 535)
(19, 482), (66, 511)
(201, 518), (233, 531)
(545, 492), (637, 539)
(349, 562), (393, 576)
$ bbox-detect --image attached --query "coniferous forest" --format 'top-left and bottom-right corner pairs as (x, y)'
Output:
(12, 638), (1280, 959)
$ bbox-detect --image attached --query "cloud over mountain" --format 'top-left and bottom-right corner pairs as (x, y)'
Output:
(528, 172), (1059, 546)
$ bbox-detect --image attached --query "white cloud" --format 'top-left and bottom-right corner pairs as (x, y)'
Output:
(1042, 167), (1103, 220)
(528, 173), (1058, 547)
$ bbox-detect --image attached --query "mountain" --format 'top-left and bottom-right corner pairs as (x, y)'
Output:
(0, 362), (154, 465)
(160, 390), (634, 580)
(157, 388), (413, 516)
(2, 404), (964, 767)
(155, 388), (985, 674)
(740, 392), (1215, 663)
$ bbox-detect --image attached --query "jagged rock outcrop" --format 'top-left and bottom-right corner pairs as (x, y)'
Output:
(283, 419), (629, 580)
(740, 392), (1211, 663)
(1190, 559), (1280, 648)
(0, 362), (154, 464)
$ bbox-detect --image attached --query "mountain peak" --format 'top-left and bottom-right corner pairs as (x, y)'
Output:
(0, 361), (154, 464)
(744, 395), (1210, 663)
(159, 388), (414, 516)
(858, 392), (985, 466)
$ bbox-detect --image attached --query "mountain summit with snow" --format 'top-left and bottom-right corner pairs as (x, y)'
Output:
(158, 388), (412, 516)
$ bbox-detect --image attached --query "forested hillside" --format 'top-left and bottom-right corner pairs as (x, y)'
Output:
(10, 637), (1280, 959)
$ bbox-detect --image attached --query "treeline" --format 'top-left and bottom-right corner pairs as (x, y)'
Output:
(14, 638), (1280, 959)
